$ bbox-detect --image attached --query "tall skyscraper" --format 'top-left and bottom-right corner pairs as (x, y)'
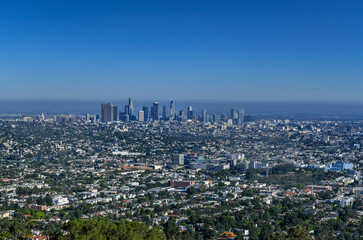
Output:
(170, 100), (175, 120)
(101, 103), (114, 122)
(202, 109), (207, 123)
(113, 106), (118, 121)
(213, 114), (219, 123)
(187, 106), (193, 120)
(143, 106), (149, 121)
(179, 110), (185, 120)
(138, 110), (144, 121)
(152, 102), (159, 121)
(124, 105), (129, 116)
(162, 106), (168, 120)
(231, 108), (237, 119)
(237, 109), (245, 125)
(128, 98), (133, 116)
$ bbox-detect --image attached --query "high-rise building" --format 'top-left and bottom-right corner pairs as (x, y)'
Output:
(138, 110), (144, 121)
(101, 103), (114, 122)
(128, 98), (133, 116)
(231, 108), (237, 119)
(221, 113), (228, 122)
(237, 109), (245, 125)
(124, 105), (129, 116)
(143, 106), (149, 121)
(179, 110), (185, 120)
(152, 102), (159, 121)
(113, 106), (118, 121)
(187, 106), (193, 120)
(202, 109), (207, 123)
(86, 114), (90, 122)
(213, 114), (219, 123)
(170, 100), (175, 120)
(162, 106), (168, 120)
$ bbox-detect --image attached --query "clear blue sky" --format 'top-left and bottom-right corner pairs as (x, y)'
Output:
(0, 0), (362, 102)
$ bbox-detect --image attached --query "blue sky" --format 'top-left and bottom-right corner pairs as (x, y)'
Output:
(0, 0), (362, 102)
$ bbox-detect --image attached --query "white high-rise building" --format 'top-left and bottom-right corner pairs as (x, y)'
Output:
(138, 110), (144, 121)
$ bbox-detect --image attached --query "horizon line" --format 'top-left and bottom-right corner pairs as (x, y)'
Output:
(0, 98), (363, 105)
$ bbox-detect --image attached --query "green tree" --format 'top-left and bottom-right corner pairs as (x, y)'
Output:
(259, 223), (273, 240)
(287, 225), (310, 240)
(163, 217), (181, 240)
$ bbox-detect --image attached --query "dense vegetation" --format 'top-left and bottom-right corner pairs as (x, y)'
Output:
(56, 218), (166, 240)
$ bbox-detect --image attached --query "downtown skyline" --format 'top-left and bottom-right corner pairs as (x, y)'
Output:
(99, 98), (250, 124)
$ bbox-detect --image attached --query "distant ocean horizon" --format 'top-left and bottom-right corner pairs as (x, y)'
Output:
(0, 100), (363, 120)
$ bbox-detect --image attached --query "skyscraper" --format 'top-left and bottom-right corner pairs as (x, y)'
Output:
(202, 109), (207, 123)
(187, 106), (193, 120)
(162, 106), (168, 120)
(231, 108), (237, 119)
(170, 100), (175, 120)
(128, 98), (133, 116)
(138, 110), (144, 121)
(113, 105), (118, 121)
(101, 103), (114, 123)
(213, 114), (219, 123)
(238, 109), (245, 125)
(124, 105), (129, 116)
(179, 110), (185, 120)
(152, 102), (159, 121)
(143, 106), (149, 121)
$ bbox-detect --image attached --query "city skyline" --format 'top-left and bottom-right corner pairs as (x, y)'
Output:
(0, 1), (363, 102)
(100, 99), (248, 124)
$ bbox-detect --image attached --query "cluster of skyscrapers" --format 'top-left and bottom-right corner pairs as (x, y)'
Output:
(100, 98), (254, 124)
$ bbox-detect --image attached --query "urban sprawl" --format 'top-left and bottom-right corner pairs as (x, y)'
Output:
(0, 99), (363, 239)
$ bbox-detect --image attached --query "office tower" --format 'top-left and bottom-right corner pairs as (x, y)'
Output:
(221, 113), (228, 122)
(113, 106), (118, 121)
(187, 106), (193, 120)
(152, 102), (159, 121)
(202, 109), (207, 123)
(110, 105), (114, 122)
(237, 109), (245, 125)
(206, 112), (210, 123)
(179, 110), (185, 120)
(101, 103), (114, 122)
(170, 100), (175, 120)
(86, 114), (90, 122)
(213, 114), (219, 123)
(138, 110), (144, 121)
(143, 106), (149, 121)
(172, 154), (184, 166)
(128, 98), (133, 115)
(124, 105), (129, 116)
(231, 108), (238, 119)
(162, 106), (168, 120)
(124, 114), (129, 121)
(101, 103), (108, 122)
